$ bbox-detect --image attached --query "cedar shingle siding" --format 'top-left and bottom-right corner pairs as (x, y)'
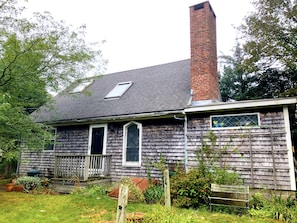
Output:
(19, 108), (293, 190)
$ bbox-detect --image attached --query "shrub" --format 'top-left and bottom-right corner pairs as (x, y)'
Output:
(15, 176), (41, 192)
(170, 131), (243, 209)
(170, 169), (211, 208)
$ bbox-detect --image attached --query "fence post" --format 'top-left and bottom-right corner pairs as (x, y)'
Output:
(116, 184), (129, 223)
(164, 169), (171, 209)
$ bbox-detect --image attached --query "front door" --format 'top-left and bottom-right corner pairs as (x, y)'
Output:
(89, 124), (107, 155)
(91, 127), (104, 154)
(88, 124), (107, 176)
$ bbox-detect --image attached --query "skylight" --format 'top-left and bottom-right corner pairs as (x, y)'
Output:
(105, 81), (133, 99)
(70, 80), (93, 94)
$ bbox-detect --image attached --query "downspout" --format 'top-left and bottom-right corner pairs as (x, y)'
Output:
(174, 113), (188, 173)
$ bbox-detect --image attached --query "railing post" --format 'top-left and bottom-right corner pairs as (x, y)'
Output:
(54, 155), (58, 178)
(84, 155), (90, 181)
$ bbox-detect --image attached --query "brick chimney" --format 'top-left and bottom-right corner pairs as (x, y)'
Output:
(190, 1), (219, 103)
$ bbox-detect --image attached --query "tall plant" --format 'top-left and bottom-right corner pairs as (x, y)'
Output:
(171, 131), (243, 208)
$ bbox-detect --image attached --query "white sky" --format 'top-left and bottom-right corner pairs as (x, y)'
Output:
(25, 0), (254, 74)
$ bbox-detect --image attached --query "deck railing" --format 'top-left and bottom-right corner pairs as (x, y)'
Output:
(54, 154), (112, 181)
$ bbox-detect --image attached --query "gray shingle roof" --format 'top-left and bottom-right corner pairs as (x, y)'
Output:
(34, 59), (191, 123)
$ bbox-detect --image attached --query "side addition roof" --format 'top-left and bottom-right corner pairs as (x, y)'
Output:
(34, 59), (191, 124)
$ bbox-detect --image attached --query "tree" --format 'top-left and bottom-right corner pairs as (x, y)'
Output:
(219, 43), (253, 101)
(220, 46), (297, 100)
(235, 0), (297, 155)
(0, 0), (106, 172)
(240, 0), (297, 96)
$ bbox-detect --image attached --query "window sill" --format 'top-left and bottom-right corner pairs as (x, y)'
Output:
(122, 163), (141, 168)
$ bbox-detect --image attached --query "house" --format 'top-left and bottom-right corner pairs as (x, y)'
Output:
(19, 1), (297, 191)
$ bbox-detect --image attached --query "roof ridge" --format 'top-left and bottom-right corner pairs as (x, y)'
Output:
(102, 59), (190, 77)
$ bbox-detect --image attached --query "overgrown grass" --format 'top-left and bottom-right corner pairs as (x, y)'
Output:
(0, 190), (278, 223)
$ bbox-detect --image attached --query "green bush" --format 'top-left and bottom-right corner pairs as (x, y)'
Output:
(170, 169), (211, 208)
(170, 131), (243, 209)
(212, 166), (243, 185)
(15, 176), (41, 192)
(144, 183), (164, 204)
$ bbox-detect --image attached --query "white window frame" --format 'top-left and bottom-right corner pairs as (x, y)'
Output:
(88, 124), (108, 155)
(105, 81), (133, 100)
(210, 113), (260, 130)
(122, 121), (142, 167)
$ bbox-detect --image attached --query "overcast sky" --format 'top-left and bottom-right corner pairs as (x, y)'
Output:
(25, 0), (254, 74)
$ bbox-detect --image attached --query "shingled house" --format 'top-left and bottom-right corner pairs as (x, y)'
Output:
(19, 1), (297, 191)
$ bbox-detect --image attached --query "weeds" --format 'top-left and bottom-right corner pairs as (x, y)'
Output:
(249, 192), (297, 222)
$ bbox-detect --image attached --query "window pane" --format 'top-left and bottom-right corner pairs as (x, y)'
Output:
(211, 114), (259, 128)
(45, 142), (54, 150)
(126, 147), (139, 162)
(105, 82), (132, 99)
(44, 129), (56, 150)
(126, 124), (139, 162)
(70, 80), (93, 93)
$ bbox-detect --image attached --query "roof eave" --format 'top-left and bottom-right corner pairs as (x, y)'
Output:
(44, 109), (185, 126)
(185, 97), (297, 113)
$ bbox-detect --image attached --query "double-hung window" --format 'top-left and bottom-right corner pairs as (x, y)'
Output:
(44, 128), (57, 151)
(122, 122), (142, 167)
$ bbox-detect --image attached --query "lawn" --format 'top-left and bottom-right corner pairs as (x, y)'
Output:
(0, 189), (279, 223)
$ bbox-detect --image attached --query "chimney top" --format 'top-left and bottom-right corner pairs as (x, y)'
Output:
(192, 1), (216, 17)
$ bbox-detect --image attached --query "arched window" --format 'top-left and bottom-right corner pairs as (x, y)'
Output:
(122, 121), (142, 167)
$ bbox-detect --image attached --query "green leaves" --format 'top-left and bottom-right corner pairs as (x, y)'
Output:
(0, 0), (106, 165)
(240, 0), (297, 72)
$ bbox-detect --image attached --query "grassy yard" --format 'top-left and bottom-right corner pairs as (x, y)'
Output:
(0, 189), (279, 223)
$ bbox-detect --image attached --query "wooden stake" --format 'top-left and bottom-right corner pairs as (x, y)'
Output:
(164, 169), (171, 209)
(116, 184), (129, 223)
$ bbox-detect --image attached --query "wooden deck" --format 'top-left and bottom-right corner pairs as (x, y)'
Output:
(54, 154), (112, 181)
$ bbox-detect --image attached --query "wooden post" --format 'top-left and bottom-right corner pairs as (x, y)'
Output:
(84, 155), (90, 181)
(164, 169), (171, 209)
(116, 184), (129, 223)
(248, 129), (255, 188)
(54, 156), (58, 178)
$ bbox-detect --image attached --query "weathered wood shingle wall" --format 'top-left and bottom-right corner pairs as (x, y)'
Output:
(107, 119), (185, 182)
(19, 125), (89, 176)
(187, 108), (293, 190)
(19, 108), (294, 191)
